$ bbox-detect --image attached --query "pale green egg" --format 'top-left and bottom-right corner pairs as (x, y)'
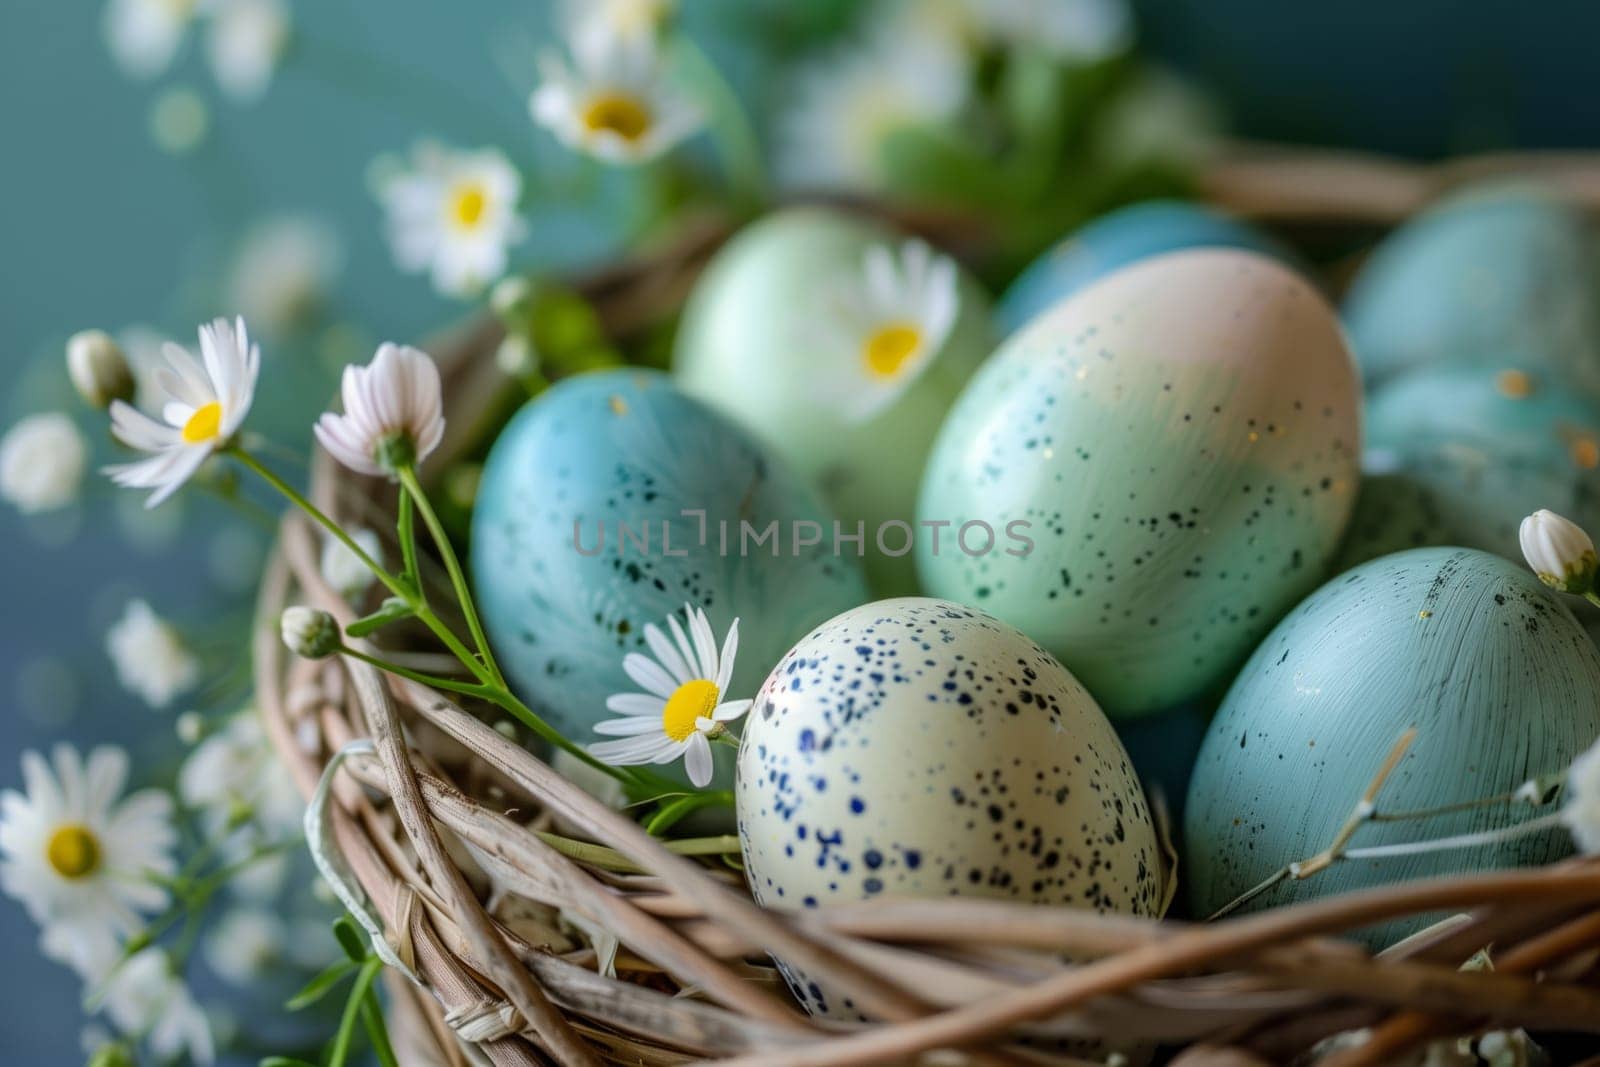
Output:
(674, 207), (995, 596)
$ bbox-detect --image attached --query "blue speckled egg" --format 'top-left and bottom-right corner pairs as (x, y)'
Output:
(999, 200), (1295, 335)
(1343, 185), (1600, 394)
(1185, 548), (1600, 943)
(919, 249), (1362, 718)
(472, 370), (869, 785)
(674, 207), (995, 596)
(1335, 365), (1600, 569)
(737, 597), (1161, 1020)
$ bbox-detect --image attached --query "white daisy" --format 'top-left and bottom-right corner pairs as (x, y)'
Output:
(0, 413), (89, 515)
(227, 217), (341, 337)
(204, 0), (289, 102)
(378, 143), (526, 297)
(314, 343), (446, 477)
(1563, 736), (1600, 855)
(320, 526), (383, 600)
(816, 239), (961, 421)
(1521, 509), (1598, 595)
(103, 0), (200, 79)
(565, 0), (674, 45)
(0, 745), (176, 971)
(106, 599), (201, 709)
(531, 28), (702, 165)
(179, 711), (302, 900)
(102, 948), (215, 1065)
(67, 330), (137, 410)
(590, 604), (751, 788)
(105, 316), (260, 508)
(203, 907), (284, 984)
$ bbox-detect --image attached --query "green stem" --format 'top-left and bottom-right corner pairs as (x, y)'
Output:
(646, 790), (734, 836)
(328, 957), (384, 1067)
(397, 488), (420, 594)
(360, 986), (399, 1067)
(340, 647), (493, 700)
(399, 465), (503, 688)
(672, 35), (767, 204)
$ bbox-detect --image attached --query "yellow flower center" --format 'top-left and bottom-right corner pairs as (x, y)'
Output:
(863, 322), (922, 379)
(181, 400), (224, 444)
(662, 678), (719, 743)
(581, 92), (653, 142)
(46, 824), (101, 880)
(450, 183), (489, 229)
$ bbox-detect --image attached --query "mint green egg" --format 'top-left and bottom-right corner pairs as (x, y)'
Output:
(918, 250), (1361, 718)
(674, 207), (995, 596)
(1185, 548), (1600, 944)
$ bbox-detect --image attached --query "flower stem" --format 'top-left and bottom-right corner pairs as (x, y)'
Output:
(671, 35), (767, 205)
(339, 647), (493, 700)
(328, 957), (384, 1067)
(646, 790), (734, 835)
(1342, 811), (1568, 861)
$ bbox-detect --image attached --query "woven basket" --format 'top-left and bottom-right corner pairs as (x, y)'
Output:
(256, 150), (1600, 1067)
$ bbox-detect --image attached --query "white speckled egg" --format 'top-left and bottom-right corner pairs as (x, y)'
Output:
(918, 249), (1362, 717)
(737, 597), (1160, 1020)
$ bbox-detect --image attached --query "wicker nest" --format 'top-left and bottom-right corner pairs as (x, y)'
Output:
(256, 158), (1600, 1067)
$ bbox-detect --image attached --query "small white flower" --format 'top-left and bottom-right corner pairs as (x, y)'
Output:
(102, 948), (215, 1065)
(315, 343), (446, 477)
(959, 0), (1132, 61)
(180, 711), (301, 900)
(204, 0), (289, 102)
(228, 217), (341, 337)
(815, 239), (961, 421)
(105, 316), (260, 508)
(1563, 736), (1600, 855)
(0, 745), (176, 975)
(0, 413), (89, 514)
(68, 330), (137, 410)
(106, 599), (201, 709)
(321, 527), (382, 600)
(280, 606), (340, 659)
(1520, 509), (1598, 594)
(378, 143), (526, 297)
(590, 604), (751, 787)
(531, 29), (702, 165)
(203, 907), (284, 984)
(565, 0), (674, 45)
(103, 0), (200, 79)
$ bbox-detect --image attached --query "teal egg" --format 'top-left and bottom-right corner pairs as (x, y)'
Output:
(1185, 547), (1600, 942)
(1335, 365), (1600, 569)
(999, 200), (1294, 335)
(674, 207), (995, 596)
(471, 370), (868, 786)
(918, 249), (1361, 718)
(1343, 186), (1600, 394)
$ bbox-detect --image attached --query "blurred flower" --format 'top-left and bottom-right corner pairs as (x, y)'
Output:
(1096, 68), (1220, 170)
(179, 712), (300, 900)
(205, 0), (289, 102)
(103, 0), (199, 79)
(106, 599), (201, 708)
(203, 907), (285, 984)
(378, 143), (526, 297)
(315, 343), (446, 476)
(321, 527), (382, 600)
(175, 711), (205, 744)
(116, 327), (178, 411)
(590, 604), (750, 787)
(1521, 509), (1598, 595)
(68, 330), (137, 410)
(0, 413), (88, 515)
(148, 86), (210, 154)
(102, 947), (215, 1065)
(0, 745), (176, 976)
(959, 0), (1132, 61)
(1564, 735), (1600, 854)
(280, 605), (339, 659)
(775, 13), (969, 193)
(531, 28), (702, 165)
(566, 0), (674, 44)
(817, 240), (960, 421)
(106, 316), (259, 508)
(227, 217), (341, 337)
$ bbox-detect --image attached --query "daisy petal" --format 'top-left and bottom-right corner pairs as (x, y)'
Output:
(684, 733), (714, 788)
(622, 653), (678, 699)
(712, 699), (752, 723)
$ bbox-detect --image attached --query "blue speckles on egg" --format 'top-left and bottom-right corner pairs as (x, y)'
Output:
(736, 597), (1160, 1019)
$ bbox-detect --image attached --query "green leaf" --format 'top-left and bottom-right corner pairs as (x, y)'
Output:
(285, 958), (358, 1011)
(332, 914), (368, 963)
(344, 597), (414, 639)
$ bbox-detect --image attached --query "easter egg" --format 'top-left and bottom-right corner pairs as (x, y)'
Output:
(472, 370), (868, 786)
(737, 597), (1162, 1020)
(999, 200), (1295, 335)
(1335, 365), (1600, 569)
(1185, 547), (1600, 942)
(1343, 185), (1600, 394)
(918, 249), (1362, 717)
(674, 207), (995, 596)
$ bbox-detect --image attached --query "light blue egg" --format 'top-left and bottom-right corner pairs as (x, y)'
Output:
(472, 370), (868, 786)
(1343, 186), (1600, 393)
(1335, 365), (1600, 569)
(998, 201), (1294, 335)
(1185, 547), (1600, 943)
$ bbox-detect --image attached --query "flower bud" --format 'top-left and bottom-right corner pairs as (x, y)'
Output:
(1520, 509), (1598, 595)
(280, 605), (341, 659)
(66, 330), (135, 409)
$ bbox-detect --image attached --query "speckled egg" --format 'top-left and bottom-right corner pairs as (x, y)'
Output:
(999, 200), (1296, 335)
(737, 597), (1161, 1018)
(1343, 185), (1600, 394)
(918, 249), (1362, 718)
(472, 370), (869, 786)
(674, 207), (995, 596)
(1335, 365), (1600, 569)
(1185, 547), (1600, 943)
